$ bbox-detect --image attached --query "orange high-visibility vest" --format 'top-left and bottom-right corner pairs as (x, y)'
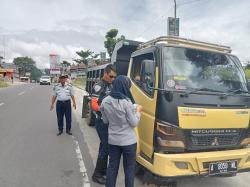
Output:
(91, 97), (100, 111)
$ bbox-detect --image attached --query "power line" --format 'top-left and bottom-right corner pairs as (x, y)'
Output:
(138, 0), (205, 38)
(178, 0), (203, 7)
(138, 6), (174, 38)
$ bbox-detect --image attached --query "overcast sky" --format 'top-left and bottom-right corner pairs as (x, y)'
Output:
(0, 0), (250, 68)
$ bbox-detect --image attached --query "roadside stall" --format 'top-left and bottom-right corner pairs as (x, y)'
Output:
(0, 68), (14, 81)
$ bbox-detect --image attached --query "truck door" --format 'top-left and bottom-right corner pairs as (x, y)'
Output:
(129, 48), (158, 160)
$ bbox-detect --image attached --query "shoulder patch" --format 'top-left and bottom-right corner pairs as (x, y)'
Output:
(94, 85), (102, 92)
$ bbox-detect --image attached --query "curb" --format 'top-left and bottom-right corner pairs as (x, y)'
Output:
(73, 85), (84, 90)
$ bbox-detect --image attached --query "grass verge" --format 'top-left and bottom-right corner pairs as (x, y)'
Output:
(72, 77), (86, 90)
(0, 80), (9, 88)
(245, 69), (250, 80)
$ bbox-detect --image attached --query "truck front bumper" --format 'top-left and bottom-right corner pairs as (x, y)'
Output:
(138, 147), (250, 177)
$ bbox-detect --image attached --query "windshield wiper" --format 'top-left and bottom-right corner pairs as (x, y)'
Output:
(180, 88), (223, 97)
(189, 88), (223, 94)
(220, 89), (250, 98)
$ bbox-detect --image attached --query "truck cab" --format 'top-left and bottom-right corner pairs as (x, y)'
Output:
(84, 36), (250, 186)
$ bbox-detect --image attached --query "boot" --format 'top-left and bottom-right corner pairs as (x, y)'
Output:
(100, 157), (108, 178)
(92, 158), (106, 185)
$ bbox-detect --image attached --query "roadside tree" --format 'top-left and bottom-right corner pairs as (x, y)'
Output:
(0, 56), (4, 64)
(13, 56), (42, 81)
(74, 50), (93, 66)
(104, 29), (125, 57)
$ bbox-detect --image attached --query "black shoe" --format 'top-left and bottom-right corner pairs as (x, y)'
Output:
(92, 175), (106, 185)
(66, 131), (72, 135)
(92, 158), (107, 185)
(57, 131), (63, 136)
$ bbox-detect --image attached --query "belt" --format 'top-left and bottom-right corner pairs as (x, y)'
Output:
(96, 111), (102, 118)
(57, 100), (70, 103)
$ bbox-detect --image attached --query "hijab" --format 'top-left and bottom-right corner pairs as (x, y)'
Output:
(110, 75), (135, 104)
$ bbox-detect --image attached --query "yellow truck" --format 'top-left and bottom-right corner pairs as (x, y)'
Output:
(84, 36), (250, 186)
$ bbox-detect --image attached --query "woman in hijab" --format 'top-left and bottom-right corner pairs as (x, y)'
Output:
(100, 75), (142, 187)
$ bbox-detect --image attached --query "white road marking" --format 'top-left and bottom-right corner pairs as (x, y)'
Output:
(72, 136), (90, 187)
(0, 102), (4, 107)
(18, 91), (25, 96)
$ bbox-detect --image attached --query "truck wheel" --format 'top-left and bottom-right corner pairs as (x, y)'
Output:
(135, 162), (144, 176)
(85, 102), (96, 126)
(82, 96), (89, 118)
(89, 110), (96, 126)
(167, 182), (177, 187)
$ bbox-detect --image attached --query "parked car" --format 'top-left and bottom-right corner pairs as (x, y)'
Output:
(39, 76), (51, 85)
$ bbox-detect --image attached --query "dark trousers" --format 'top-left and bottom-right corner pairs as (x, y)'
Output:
(95, 117), (109, 159)
(56, 100), (71, 131)
(106, 143), (137, 187)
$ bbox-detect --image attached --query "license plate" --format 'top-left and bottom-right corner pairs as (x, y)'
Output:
(209, 160), (237, 175)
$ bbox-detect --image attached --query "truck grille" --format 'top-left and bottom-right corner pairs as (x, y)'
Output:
(186, 129), (243, 150)
(191, 135), (239, 146)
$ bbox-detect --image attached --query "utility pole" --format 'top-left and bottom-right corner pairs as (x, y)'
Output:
(1, 35), (5, 64)
(174, 0), (177, 36)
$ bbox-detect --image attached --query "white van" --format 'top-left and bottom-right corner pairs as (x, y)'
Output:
(39, 76), (51, 85)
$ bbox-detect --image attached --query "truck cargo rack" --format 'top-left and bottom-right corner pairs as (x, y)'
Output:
(139, 36), (232, 53)
(111, 40), (142, 75)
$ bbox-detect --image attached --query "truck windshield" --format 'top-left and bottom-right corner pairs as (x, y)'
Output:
(162, 47), (249, 93)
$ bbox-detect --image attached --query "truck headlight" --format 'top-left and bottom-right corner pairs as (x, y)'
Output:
(241, 126), (250, 146)
(247, 156), (250, 162)
(155, 121), (185, 152)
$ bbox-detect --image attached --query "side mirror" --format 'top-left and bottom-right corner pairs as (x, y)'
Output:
(145, 74), (152, 86)
(247, 80), (250, 90)
(141, 60), (154, 86)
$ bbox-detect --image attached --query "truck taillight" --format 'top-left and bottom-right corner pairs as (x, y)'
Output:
(155, 121), (185, 152)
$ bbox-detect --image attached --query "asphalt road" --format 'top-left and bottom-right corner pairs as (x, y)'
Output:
(0, 83), (249, 187)
(0, 83), (91, 187)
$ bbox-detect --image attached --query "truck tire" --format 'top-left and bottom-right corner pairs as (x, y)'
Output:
(85, 102), (96, 126)
(135, 162), (144, 176)
(167, 182), (177, 187)
(82, 96), (89, 118)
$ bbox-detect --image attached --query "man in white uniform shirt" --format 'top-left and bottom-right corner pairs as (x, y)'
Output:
(50, 74), (76, 136)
